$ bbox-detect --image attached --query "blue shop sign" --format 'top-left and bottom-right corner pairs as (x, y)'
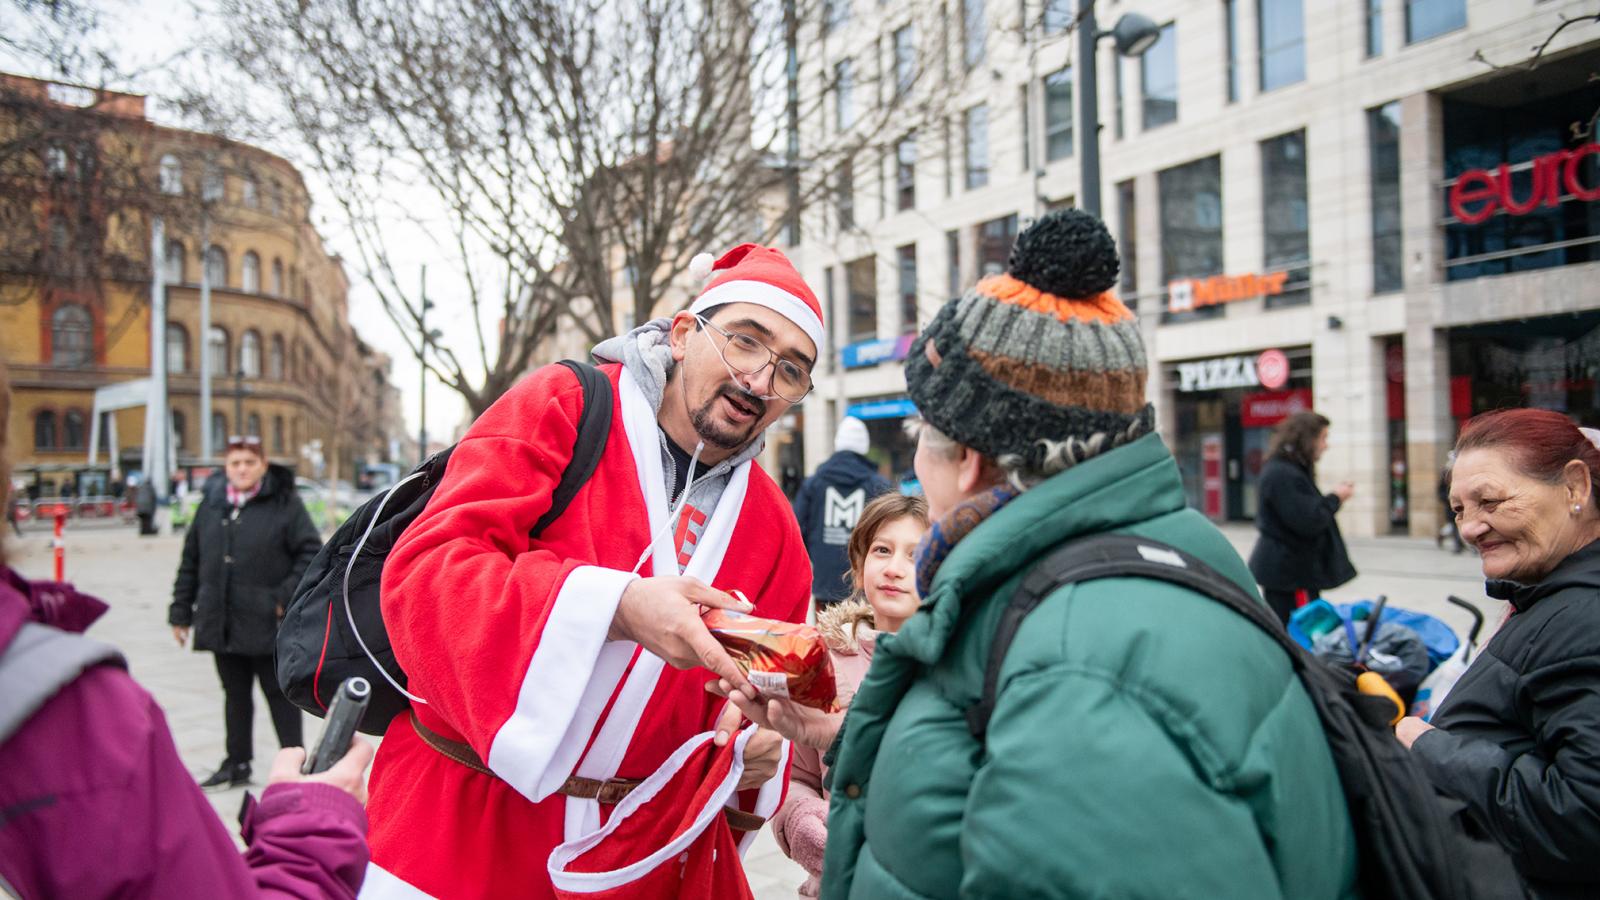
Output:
(846, 398), (918, 420)
(840, 333), (915, 369)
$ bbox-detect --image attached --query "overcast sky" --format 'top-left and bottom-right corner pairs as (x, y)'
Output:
(3, 0), (474, 448)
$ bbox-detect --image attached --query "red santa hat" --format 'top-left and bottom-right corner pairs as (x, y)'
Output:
(687, 244), (825, 354)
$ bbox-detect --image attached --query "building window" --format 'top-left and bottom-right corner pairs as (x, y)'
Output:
(273, 416), (285, 454)
(51, 304), (93, 367)
(240, 330), (262, 378)
(1044, 66), (1073, 162)
(1258, 0), (1305, 92)
(1368, 102), (1402, 293)
(836, 158), (855, 230)
(894, 25), (916, 96)
(1159, 155), (1224, 321)
(271, 258), (284, 296)
(158, 154), (182, 195)
(211, 413), (227, 453)
(242, 251), (261, 293)
(964, 104), (989, 190)
(835, 60), (854, 132)
(1406, 0), (1464, 44)
(962, 0), (985, 70)
(1044, 0), (1070, 32)
(206, 245), (228, 287)
(976, 214), (1018, 278)
(242, 177), (258, 208)
(1117, 179), (1138, 309)
(247, 412), (262, 438)
(897, 244), (918, 332)
(946, 229), (961, 298)
(270, 334), (285, 380)
(34, 411), (58, 450)
(171, 409), (186, 451)
(208, 326), (230, 376)
(1261, 130), (1311, 307)
(45, 144), (69, 176)
(166, 322), (188, 374)
(1224, 0), (1240, 102)
(63, 410), (86, 450)
(202, 165), (224, 203)
(1141, 23), (1178, 130)
(1020, 85), (1032, 172)
(846, 256), (878, 343)
(268, 180), (283, 216)
(165, 240), (185, 284)
(896, 134), (917, 211)
(1366, 0), (1383, 57)
(943, 117), (954, 196)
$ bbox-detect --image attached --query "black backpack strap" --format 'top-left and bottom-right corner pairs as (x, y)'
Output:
(967, 533), (1293, 739)
(529, 360), (614, 539)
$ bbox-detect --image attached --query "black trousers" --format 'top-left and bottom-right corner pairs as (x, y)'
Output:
(1262, 588), (1307, 626)
(214, 652), (302, 765)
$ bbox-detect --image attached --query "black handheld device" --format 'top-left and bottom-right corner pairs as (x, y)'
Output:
(302, 676), (371, 775)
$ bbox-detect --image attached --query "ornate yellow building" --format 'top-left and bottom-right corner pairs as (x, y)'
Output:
(0, 73), (396, 498)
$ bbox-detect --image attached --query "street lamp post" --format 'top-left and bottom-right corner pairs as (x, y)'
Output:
(1075, 1), (1160, 217)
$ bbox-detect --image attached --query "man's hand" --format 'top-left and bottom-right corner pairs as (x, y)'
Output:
(172, 625), (190, 647)
(1333, 481), (1356, 503)
(713, 700), (785, 789)
(609, 576), (756, 696)
(708, 679), (843, 752)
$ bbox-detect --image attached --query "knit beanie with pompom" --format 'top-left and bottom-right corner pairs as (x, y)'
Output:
(904, 208), (1154, 471)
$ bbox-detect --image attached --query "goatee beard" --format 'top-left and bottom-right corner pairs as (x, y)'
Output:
(691, 386), (764, 450)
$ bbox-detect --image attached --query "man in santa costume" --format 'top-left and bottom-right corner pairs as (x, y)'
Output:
(361, 244), (822, 899)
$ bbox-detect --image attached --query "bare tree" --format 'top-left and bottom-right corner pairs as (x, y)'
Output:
(200, 0), (957, 416)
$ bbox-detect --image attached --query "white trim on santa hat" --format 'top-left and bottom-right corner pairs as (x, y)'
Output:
(688, 279), (825, 356)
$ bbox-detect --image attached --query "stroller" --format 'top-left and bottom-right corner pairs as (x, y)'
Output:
(1288, 595), (1487, 721)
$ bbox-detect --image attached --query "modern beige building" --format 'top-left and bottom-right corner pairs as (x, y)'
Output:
(781, 0), (1600, 537)
(0, 73), (398, 499)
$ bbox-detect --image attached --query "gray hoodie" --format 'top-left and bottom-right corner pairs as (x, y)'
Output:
(592, 319), (768, 572)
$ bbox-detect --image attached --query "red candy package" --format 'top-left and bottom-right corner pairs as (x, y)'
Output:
(703, 606), (840, 713)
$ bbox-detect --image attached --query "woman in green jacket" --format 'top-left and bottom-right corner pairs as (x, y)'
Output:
(730, 210), (1359, 899)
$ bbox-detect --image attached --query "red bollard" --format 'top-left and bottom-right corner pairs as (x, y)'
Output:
(52, 509), (66, 581)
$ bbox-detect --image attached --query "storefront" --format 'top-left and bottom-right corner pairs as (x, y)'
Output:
(844, 395), (918, 490)
(1448, 310), (1600, 430)
(1168, 346), (1312, 522)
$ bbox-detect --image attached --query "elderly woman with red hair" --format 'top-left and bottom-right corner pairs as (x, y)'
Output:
(1397, 409), (1600, 900)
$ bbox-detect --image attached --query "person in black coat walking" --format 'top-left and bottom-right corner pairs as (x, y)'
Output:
(168, 435), (322, 790)
(792, 416), (892, 609)
(1248, 410), (1356, 623)
(1397, 409), (1600, 899)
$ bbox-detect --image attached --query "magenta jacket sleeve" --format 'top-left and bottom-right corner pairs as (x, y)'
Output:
(0, 666), (369, 899)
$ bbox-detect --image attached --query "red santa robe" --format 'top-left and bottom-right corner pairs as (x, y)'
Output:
(360, 361), (811, 899)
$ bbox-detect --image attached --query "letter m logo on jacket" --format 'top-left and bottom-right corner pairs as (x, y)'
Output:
(822, 487), (866, 546)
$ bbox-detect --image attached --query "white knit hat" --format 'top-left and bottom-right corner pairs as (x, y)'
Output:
(834, 416), (870, 456)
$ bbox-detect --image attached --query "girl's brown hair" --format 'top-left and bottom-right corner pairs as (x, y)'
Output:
(1, 358), (10, 568)
(843, 493), (929, 599)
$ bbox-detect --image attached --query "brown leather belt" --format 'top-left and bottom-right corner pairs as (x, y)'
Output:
(408, 711), (766, 832)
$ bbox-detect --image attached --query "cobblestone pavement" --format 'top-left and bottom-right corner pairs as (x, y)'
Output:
(7, 519), (1497, 899)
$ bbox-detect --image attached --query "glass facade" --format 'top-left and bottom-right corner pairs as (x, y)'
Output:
(1406, 0), (1464, 44)
(965, 104), (990, 189)
(977, 214), (1018, 278)
(1261, 130), (1310, 308)
(898, 244), (918, 332)
(1368, 102), (1403, 293)
(1141, 23), (1178, 130)
(1117, 179), (1138, 310)
(1257, 0), (1305, 93)
(846, 256), (877, 343)
(1044, 66), (1073, 162)
(1159, 155), (1224, 322)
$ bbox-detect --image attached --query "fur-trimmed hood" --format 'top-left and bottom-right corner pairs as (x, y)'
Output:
(817, 598), (877, 655)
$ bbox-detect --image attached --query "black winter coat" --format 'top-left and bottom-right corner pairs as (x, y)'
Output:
(791, 451), (891, 602)
(1411, 539), (1600, 899)
(1247, 455), (1357, 592)
(167, 465), (322, 656)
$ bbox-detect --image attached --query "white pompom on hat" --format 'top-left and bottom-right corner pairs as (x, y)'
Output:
(686, 244), (825, 354)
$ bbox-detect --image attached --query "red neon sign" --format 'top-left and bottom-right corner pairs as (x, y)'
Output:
(1448, 143), (1600, 225)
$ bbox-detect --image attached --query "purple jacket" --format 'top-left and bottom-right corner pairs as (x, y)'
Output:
(0, 567), (369, 898)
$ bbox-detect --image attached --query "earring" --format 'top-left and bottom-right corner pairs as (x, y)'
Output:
(1576, 504), (1584, 515)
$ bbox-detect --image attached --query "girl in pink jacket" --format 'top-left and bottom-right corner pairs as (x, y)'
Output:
(771, 493), (928, 897)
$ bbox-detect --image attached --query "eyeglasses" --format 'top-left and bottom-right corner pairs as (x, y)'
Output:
(226, 435), (263, 451)
(695, 315), (813, 403)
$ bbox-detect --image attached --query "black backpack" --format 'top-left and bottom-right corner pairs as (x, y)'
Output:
(965, 533), (1524, 900)
(277, 360), (613, 735)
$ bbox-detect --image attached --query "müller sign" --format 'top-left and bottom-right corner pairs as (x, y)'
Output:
(1449, 142), (1600, 225)
(1168, 271), (1289, 314)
